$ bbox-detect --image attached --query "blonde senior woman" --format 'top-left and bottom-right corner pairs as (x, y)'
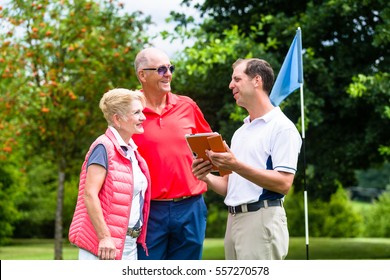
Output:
(69, 88), (151, 260)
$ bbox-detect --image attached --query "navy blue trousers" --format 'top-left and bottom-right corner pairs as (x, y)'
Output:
(137, 195), (207, 260)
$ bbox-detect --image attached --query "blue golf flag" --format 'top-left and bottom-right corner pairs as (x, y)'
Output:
(270, 28), (303, 106)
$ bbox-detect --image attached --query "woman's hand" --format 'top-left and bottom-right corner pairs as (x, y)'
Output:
(98, 236), (117, 260)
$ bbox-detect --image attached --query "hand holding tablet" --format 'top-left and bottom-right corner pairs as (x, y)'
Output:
(185, 132), (232, 176)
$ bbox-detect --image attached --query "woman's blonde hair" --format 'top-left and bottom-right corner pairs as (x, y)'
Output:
(99, 88), (145, 126)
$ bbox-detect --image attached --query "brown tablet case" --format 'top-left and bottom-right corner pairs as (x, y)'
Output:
(185, 133), (232, 176)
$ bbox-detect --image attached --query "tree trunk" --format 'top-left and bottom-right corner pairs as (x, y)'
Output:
(54, 158), (66, 260)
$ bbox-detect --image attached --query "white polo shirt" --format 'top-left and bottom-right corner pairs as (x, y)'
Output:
(109, 127), (147, 228)
(224, 107), (302, 207)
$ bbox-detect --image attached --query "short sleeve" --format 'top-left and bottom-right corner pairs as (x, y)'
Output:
(271, 128), (302, 174)
(87, 144), (108, 170)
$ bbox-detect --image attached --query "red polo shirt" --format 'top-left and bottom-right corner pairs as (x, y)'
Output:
(132, 92), (212, 199)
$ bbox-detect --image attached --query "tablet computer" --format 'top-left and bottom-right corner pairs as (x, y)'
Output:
(185, 132), (232, 176)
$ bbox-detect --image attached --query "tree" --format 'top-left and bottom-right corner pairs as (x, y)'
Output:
(0, 0), (151, 259)
(0, 159), (26, 245)
(355, 162), (390, 191)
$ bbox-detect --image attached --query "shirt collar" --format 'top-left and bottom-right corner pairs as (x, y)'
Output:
(141, 91), (177, 114)
(108, 126), (138, 151)
(243, 106), (281, 124)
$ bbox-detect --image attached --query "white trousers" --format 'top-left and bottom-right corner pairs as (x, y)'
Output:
(78, 235), (137, 260)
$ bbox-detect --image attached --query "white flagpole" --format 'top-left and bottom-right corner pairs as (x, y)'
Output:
(300, 82), (309, 260)
(295, 26), (309, 260)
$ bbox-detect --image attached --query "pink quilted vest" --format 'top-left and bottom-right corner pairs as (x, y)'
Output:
(68, 128), (150, 259)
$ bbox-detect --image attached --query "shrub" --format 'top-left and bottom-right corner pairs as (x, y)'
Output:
(322, 186), (363, 237)
(364, 191), (390, 237)
(205, 200), (228, 238)
(285, 185), (363, 237)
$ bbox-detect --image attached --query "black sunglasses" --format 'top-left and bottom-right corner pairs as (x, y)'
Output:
(142, 65), (175, 76)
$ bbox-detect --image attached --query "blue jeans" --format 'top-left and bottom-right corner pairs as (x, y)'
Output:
(137, 195), (207, 260)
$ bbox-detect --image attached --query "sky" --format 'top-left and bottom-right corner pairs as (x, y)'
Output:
(125, 0), (202, 57)
(0, 0), (202, 57)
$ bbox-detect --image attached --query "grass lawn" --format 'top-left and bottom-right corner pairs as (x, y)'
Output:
(286, 237), (390, 260)
(1, 237), (390, 260)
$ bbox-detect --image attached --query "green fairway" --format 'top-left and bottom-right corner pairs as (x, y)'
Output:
(1, 237), (390, 260)
(286, 237), (390, 260)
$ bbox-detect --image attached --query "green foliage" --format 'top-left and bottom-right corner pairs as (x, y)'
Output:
(284, 188), (329, 237)
(364, 191), (390, 237)
(285, 185), (363, 237)
(0, 0), (151, 163)
(204, 192), (227, 238)
(12, 156), (57, 238)
(11, 158), (79, 239)
(347, 72), (390, 158)
(0, 152), (27, 245)
(355, 162), (390, 191)
(283, 187), (307, 237)
(322, 185), (363, 237)
(0, 167), (20, 245)
(62, 176), (80, 237)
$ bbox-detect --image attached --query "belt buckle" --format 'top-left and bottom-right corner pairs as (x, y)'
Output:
(173, 196), (190, 202)
(128, 227), (141, 238)
(228, 206), (236, 216)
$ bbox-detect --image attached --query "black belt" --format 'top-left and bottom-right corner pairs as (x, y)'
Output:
(228, 199), (282, 215)
(126, 227), (141, 238)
